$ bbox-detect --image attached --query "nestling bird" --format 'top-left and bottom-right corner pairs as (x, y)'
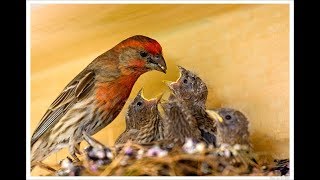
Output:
(31, 35), (167, 170)
(161, 95), (203, 146)
(206, 108), (251, 147)
(115, 89), (163, 145)
(166, 66), (217, 146)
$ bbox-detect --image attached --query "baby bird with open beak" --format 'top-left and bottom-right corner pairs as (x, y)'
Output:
(115, 89), (163, 145)
(165, 66), (217, 146)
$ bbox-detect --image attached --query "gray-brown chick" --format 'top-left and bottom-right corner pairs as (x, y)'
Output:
(115, 89), (162, 145)
(206, 108), (251, 147)
(161, 95), (203, 146)
(166, 66), (217, 146)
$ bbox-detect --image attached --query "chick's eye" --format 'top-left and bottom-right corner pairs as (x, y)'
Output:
(137, 101), (142, 106)
(183, 79), (188, 84)
(225, 115), (232, 120)
(140, 51), (148, 58)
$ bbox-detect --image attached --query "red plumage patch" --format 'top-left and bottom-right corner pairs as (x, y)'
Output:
(143, 41), (162, 55)
(119, 38), (162, 55)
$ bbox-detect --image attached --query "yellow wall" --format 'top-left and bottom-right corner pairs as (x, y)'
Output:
(30, 4), (289, 175)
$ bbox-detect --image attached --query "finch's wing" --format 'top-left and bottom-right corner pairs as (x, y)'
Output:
(197, 112), (217, 146)
(31, 70), (95, 146)
(199, 128), (216, 145)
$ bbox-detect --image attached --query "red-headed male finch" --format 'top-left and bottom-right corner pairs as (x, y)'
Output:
(160, 95), (203, 146)
(206, 108), (251, 147)
(166, 66), (217, 146)
(115, 89), (163, 145)
(31, 35), (167, 170)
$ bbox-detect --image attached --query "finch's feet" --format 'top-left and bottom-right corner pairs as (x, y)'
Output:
(69, 143), (81, 162)
(75, 142), (82, 155)
(71, 154), (80, 162)
(32, 161), (57, 172)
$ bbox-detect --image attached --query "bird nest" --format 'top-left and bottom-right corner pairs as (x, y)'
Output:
(44, 140), (289, 176)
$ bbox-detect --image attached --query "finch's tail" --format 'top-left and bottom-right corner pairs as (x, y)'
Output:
(30, 139), (50, 171)
(30, 164), (35, 172)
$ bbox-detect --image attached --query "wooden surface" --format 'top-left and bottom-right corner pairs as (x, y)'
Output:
(30, 4), (289, 176)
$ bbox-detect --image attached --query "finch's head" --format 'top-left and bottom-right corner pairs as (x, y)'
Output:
(126, 89), (161, 129)
(166, 66), (208, 107)
(214, 108), (249, 135)
(206, 108), (250, 146)
(115, 35), (167, 74)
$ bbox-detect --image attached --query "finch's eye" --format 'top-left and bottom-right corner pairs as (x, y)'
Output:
(137, 101), (142, 106)
(140, 51), (148, 58)
(183, 79), (188, 84)
(225, 115), (232, 120)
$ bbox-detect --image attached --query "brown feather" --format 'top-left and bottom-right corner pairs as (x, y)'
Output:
(31, 71), (95, 145)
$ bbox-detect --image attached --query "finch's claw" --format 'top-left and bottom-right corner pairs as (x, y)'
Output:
(71, 154), (80, 162)
(75, 142), (82, 155)
(75, 148), (82, 155)
(33, 161), (57, 172)
(69, 144), (81, 162)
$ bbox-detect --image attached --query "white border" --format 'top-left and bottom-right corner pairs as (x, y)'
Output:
(27, 0), (292, 4)
(26, 1), (294, 179)
(26, 0), (32, 178)
(289, 1), (294, 178)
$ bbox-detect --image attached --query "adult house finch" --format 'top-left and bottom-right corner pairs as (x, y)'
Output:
(115, 89), (163, 145)
(206, 108), (251, 147)
(161, 95), (203, 146)
(166, 66), (217, 146)
(31, 35), (167, 170)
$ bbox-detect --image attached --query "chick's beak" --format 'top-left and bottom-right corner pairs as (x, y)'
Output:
(147, 93), (163, 107)
(206, 110), (224, 123)
(162, 80), (178, 90)
(147, 55), (167, 73)
(156, 93), (164, 103)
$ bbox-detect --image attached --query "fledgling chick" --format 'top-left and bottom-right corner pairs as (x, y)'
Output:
(82, 131), (113, 172)
(115, 89), (162, 145)
(206, 108), (251, 147)
(166, 66), (217, 146)
(161, 95), (203, 146)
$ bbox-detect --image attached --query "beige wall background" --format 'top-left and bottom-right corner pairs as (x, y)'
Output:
(30, 4), (289, 175)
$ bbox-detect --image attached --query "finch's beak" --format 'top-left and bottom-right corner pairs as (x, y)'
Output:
(148, 93), (163, 107)
(206, 110), (224, 123)
(137, 88), (146, 99)
(156, 93), (164, 103)
(177, 65), (187, 73)
(147, 55), (167, 73)
(162, 80), (176, 90)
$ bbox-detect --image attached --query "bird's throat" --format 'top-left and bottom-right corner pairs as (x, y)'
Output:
(95, 72), (142, 107)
